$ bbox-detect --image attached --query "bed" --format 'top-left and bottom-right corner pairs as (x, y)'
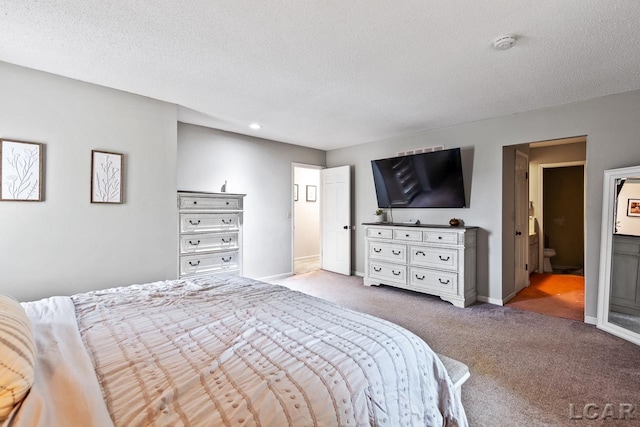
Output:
(1, 275), (468, 426)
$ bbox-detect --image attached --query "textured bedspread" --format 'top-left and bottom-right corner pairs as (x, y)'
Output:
(72, 275), (467, 426)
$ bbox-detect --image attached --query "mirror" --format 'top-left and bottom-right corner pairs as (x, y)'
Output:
(597, 165), (640, 345)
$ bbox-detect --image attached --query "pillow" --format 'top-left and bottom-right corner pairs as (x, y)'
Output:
(0, 294), (35, 420)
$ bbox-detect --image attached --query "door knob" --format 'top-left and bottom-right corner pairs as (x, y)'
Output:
(343, 225), (349, 229)
(515, 231), (522, 236)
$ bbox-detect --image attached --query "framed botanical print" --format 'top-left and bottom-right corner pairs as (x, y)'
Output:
(91, 150), (123, 204)
(0, 139), (44, 201)
(306, 185), (317, 202)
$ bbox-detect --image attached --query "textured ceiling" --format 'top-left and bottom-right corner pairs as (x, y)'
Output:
(1, 1), (640, 150)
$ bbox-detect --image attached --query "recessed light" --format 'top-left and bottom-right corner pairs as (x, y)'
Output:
(249, 123), (261, 130)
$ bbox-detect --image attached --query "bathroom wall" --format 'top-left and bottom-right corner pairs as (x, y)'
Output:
(543, 166), (585, 270)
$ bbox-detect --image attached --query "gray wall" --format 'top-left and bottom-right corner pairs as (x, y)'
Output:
(326, 89), (640, 319)
(0, 62), (178, 301)
(177, 123), (325, 279)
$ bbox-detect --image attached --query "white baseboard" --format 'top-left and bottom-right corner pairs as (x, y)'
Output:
(353, 270), (364, 277)
(584, 315), (597, 325)
(294, 255), (320, 262)
(258, 272), (293, 282)
(502, 291), (517, 304)
(476, 295), (504, 306)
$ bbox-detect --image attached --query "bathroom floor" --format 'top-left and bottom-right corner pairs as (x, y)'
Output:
(506, 272), (585, 321)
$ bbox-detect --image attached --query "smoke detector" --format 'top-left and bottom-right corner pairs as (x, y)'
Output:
(492, 34), (517, 50)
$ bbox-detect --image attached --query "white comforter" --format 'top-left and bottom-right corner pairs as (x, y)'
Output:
(8, 276), (467, 426)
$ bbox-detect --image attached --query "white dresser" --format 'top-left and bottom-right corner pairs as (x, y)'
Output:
(363, 223), (477, 307)
(178, 192), (245, 278)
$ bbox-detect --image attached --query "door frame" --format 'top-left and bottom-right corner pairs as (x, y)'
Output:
(537, 160), (586, 275)
(291, 163), (324, 275)
(514, 149), (530, 293)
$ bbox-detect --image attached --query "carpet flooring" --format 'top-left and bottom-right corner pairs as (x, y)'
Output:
(271, 270), (640, 427)
(506, 273), (585, 322)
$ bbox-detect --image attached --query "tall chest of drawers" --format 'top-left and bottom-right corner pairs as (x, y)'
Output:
(178, 192), (245, 278)
(363, 224), (477, 307)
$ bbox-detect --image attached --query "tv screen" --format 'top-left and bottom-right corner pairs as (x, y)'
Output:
(371, 148), (466, 208)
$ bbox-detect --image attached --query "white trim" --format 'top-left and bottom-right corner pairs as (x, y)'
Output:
(596, 165), (640, 346)
(259, 272), (293, 282)
(502, 290), (517, 304)
(584, 315), (597, 325)
(477, 295), (504, 306)
(353, 270), (364, 277)
(294, 254), (320, 262)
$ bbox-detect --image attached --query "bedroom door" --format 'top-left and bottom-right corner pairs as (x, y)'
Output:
(321, 165), (351, 275)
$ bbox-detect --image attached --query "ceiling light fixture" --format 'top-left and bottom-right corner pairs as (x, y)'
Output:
(249, 123), (261, 130)
(492, 34), (517, 51)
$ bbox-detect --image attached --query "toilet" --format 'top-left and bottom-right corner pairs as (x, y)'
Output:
(543, 248), (556, 273)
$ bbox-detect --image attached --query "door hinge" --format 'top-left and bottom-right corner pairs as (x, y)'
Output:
(525, 263), (528, 271)
(525, 172), (528, 180)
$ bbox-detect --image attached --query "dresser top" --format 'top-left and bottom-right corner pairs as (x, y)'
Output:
(178, 191), (246, 197)
(362, 222), (478, 230)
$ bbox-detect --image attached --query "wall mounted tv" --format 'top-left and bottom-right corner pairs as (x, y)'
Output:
(371, 148), (466, 208)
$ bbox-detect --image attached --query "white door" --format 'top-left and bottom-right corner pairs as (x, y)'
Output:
(322, 165), (351, 275)
(515, 150), (529, 292)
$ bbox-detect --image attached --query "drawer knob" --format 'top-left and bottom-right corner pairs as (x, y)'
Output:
(439, 278), (450, 284)
(415, 274), (425, 280)
(392, 270), (401, 276)
(189, 220), (201, 226)
(405, 234), (410, 237)
(378, 232), (382, 235)
(226, 201), (230, 205)
(193, 201), (197, 205)
(416, 250), (425, 256)
(438, 236), (442, 240)
(189, 240), (201, 246)
(439, 255), (450, 261)
(189, 260), (201, 267)
(373, 248), (382, 253)
(373, 267), (382, 272)
(392, 250), (401, 255)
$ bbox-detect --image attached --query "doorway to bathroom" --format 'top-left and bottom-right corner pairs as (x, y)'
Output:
(507, 137), (586, 321)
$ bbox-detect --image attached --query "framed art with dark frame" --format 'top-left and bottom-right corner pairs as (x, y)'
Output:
(628, 198), (640, 217)
(0, 139), (45, 202)
(91, 150), (124, 204)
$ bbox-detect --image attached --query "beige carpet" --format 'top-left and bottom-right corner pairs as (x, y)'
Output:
(271, 270), (640, 427)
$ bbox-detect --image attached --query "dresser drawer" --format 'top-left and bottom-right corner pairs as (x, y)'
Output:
(423, 231), (459, 245)
(409, 246), (458, 271)
(409, 267), (457, 294)
(179, 195), (240, 210)
(368, 261), (406, 285)
(369, 242), (406, 262)
(179, 232), (239, 254)
(367, 227), (393, 239)
(393, 229), (423, 242)
(180, 213), (239, 233)
(180, 251), (239, 276)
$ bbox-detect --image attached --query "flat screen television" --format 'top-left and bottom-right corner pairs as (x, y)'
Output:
(371, 148), (466, 208)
